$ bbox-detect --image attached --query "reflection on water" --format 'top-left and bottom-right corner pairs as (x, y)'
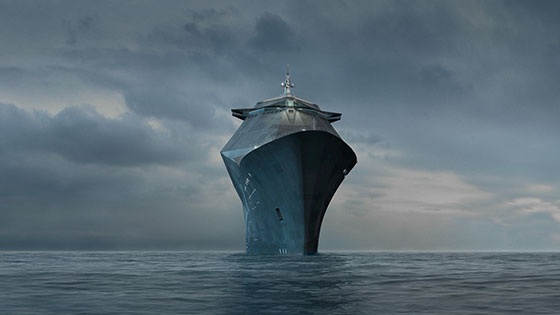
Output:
(1, 251), (560, 314)
(220, 253), (357, 314)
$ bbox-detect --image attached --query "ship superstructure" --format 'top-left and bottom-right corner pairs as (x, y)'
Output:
(221, 69), (357, 254)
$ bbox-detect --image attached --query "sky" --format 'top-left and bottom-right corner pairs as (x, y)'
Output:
(1, 0), (559, 250)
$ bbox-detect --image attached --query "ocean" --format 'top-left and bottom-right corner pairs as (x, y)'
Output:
(1, 251), (559, 314)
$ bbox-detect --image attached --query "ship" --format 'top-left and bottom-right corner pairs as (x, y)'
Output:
(221, 69), (357, 254)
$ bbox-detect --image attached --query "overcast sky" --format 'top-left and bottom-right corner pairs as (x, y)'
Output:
(1, 0), (559, 250)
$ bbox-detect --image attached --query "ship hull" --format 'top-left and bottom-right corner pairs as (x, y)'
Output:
(222, 130), (356, 254)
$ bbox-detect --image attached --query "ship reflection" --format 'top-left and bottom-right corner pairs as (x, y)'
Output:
(219, 253), (362, 314)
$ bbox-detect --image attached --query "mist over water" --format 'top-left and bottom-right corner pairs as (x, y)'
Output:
(2, 251), (560, 314)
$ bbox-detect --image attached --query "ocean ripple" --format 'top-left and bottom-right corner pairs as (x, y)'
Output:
(1, 251), (560, 314)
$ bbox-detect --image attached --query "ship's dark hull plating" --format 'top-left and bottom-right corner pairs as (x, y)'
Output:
(222, 130), (356, 254)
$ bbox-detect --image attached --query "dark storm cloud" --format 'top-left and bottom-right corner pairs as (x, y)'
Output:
(190, 7), (237, 22)
(123, 85), (219, 126)
(1, 0), (560, 250)
(358, 4), (459, 55)
(0, 103), (241, 250)
(64, 15), (99, 45)
(248, 12), (300, 52)
(144, 13), (238, 55)
(181, 21), (235, 54)
(45, 49), (233, 127)
(0, 103), (190, 166)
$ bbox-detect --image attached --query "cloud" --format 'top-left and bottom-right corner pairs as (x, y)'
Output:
(0, 102), (242, 250)
(506, 198), (560, 223)
(0, 103), (193, 166)
(1, 0), (560, 250)
(338, 129), (382, 145)
(248, 12), (300, 52)
(330, 147), (492, 219)
(527, 184), (555, 193)
(64, 15), (99, 45)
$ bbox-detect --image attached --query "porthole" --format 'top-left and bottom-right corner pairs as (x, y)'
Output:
(275, 208), (283, 221)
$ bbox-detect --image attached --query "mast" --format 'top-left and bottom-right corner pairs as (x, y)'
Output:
(281, 64), (295, 96)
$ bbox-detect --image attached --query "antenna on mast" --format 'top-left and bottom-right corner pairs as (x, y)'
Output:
(281, 64), (294, 96)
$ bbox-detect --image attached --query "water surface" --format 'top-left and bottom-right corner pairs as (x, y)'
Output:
(1, 251), (559, 314)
